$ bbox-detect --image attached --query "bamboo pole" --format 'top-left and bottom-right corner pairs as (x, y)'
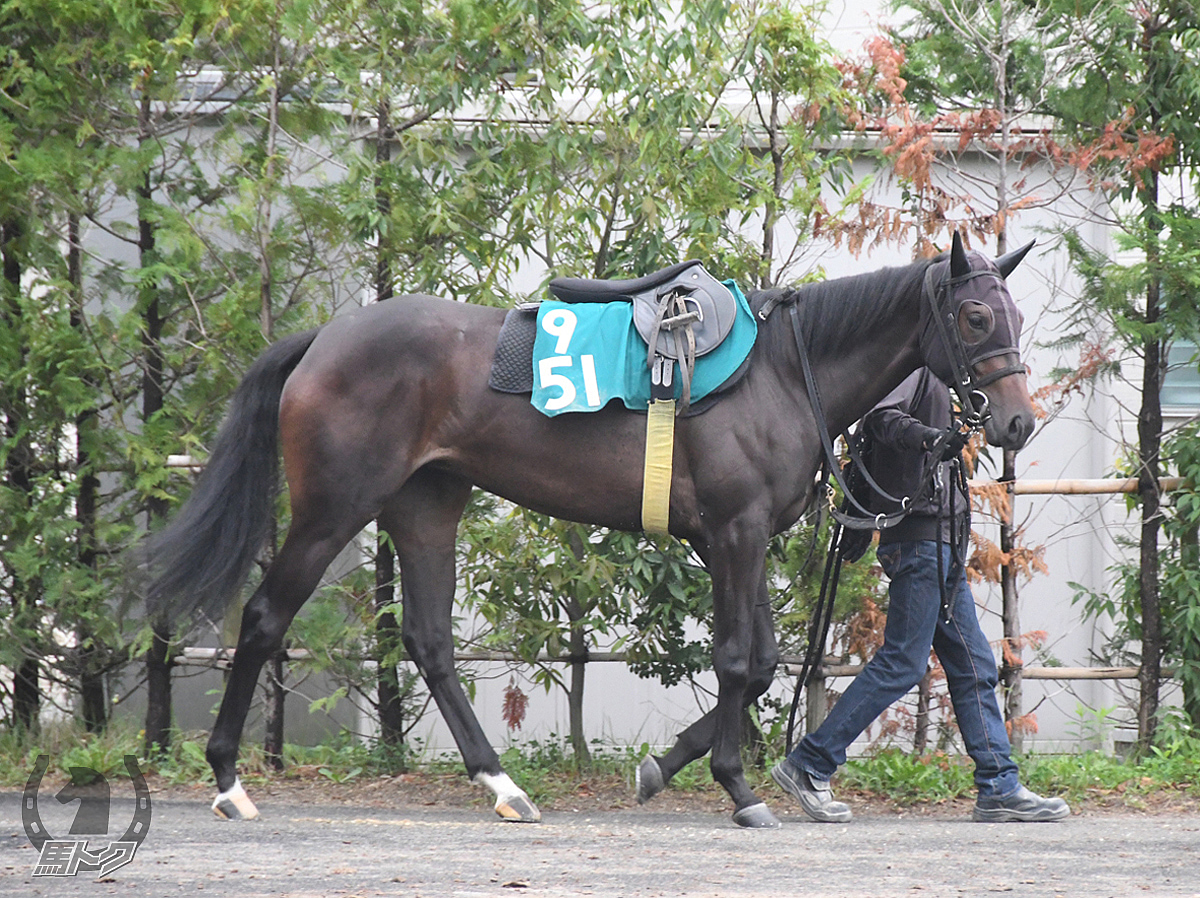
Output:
(170, 449), (1190, 497)
(173, 647), (632, 665)
(784, 663), (1175, 680)
(969, 476), (1185, 495)
(178, 646), (1177, 682)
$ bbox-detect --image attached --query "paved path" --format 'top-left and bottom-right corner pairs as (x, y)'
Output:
(3, 791), (1198, 897)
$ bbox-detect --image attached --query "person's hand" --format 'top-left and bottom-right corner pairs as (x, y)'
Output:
(919, 426), (944, 452)
(937, 429), (969, 461)
(922, 427), (968, 460)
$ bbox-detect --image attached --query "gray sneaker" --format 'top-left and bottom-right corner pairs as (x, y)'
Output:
(973, 786), (1070, 822)
(771, 758), (852, 823)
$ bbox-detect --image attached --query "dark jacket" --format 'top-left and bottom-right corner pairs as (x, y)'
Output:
(863, 368), (968, 545)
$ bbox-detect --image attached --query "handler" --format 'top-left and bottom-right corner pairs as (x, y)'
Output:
(772, 368), (1070, 823)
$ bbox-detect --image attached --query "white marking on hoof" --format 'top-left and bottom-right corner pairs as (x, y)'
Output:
(212, 778), (259, 820)
(473, 771), (541, 823)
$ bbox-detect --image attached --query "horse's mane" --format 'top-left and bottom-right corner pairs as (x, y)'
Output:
(746, 258), (936, 363)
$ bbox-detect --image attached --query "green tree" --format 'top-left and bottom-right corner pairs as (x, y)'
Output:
(1162, 419), (1200, 729)
(0, 0), (155, 733)
(0, 0), (342, 747)
(459, 499), (712, 765)
(1044, 0), (1200, 749)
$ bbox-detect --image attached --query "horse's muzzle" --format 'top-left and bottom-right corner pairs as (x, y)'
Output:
(986, 408), (1034, 451)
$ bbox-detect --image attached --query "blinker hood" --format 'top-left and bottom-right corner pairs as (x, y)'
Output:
(918, 234), (1030, 418)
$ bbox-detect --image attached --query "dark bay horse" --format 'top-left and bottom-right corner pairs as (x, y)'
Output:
(145, 233), (1036, 828)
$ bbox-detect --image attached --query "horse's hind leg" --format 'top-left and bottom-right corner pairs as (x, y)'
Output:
(380, 469), (540, 823)
(637, 569), (779, 804)
(208, 513), (369, 820)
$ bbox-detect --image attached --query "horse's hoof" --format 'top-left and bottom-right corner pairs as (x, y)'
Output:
(636, 754), (665, 805)
(732, 802), (781, 828)
(212, 779), (259, 820)
(495, 793), (541, 823)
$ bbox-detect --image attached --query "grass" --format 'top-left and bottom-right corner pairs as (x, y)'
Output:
(838, 748), (976, 803)
(835, 733), (1200, 808)
(3, 719), (1199, 812)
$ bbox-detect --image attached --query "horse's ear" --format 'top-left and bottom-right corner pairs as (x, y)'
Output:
(996, 239), (1035, 278)
(950, 230), (970, 278)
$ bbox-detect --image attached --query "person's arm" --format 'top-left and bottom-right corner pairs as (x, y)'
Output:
(864, 372), (942, 452)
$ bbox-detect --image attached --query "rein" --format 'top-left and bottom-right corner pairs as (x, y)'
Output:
(785, 301), (950, 533)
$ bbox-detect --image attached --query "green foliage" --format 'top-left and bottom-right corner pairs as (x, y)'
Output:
(891, 0), (1050, 118)
(1046, 0), (1200, 183)
(155, 738), (214, 786)
(839, 747), (976, 802)
(455, 736), (611, 803)
(769, 521), (883, 658)
(1, 0), (355, 736)
(1059, 214), (1200, 362)
(284, 571), (430, 751)
(1161, 423), (1200, 726)
(838, 733), (1200, 805)
(1065, 302), (1200, 729)
(459, 495), (712, 690)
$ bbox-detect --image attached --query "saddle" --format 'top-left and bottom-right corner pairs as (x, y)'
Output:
(491, 262), (753, 535)
(549, 261), (739, 408)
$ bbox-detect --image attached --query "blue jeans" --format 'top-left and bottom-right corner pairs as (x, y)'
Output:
(789, 540), (1020, 798)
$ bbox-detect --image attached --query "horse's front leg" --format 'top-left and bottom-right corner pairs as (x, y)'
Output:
(637, 571), (778, 803)
(704, 531), (781, 828)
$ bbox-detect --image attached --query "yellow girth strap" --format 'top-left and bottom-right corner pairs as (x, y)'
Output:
(641, 399), (675, 534)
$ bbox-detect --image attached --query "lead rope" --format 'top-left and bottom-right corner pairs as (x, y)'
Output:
(936, 461), (951, 624)
(789, 305), (918, 530)
(936, 451), (972, 624)
(785, 511), (845, 755)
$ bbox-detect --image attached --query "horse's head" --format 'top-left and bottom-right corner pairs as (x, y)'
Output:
(920, 232), (1037, 451)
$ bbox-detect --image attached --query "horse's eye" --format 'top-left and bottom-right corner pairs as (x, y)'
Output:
(969, 313), (987, 330)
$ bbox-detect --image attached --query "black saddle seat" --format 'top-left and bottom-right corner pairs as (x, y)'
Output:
(548, 260), (703, 304)
(545, 260), (737, 363)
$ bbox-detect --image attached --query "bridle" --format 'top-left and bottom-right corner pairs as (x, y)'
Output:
(784, 253), (1026, 535)
(919, 263), (1025, 431)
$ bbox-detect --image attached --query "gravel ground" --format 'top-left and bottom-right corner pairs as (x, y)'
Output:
(3, 778), (1199, 898)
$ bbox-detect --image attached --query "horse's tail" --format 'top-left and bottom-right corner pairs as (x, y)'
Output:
(144, 328), (321, 626)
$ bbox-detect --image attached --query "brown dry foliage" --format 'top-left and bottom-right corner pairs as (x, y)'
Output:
(841, 596), (889, 664)
(966, 530), (1048, 585)
(502, 676), (529, 731)
(1000, 629), (1048, 670)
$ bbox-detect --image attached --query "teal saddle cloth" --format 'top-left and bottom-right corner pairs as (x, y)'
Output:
(489, 280), (757, 416)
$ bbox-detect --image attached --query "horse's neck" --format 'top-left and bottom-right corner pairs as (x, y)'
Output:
(813, 284), (925, 434)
